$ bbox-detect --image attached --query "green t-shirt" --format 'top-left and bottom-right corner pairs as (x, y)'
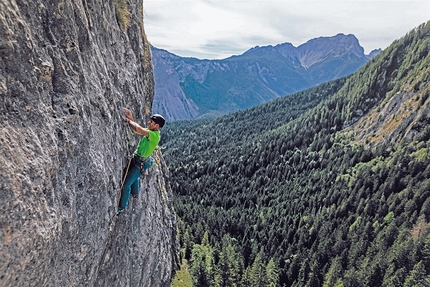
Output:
(135, 130), (160, 158)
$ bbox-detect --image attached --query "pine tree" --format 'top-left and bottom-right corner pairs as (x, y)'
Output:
(324, 259), (345, 287)
(404, 261), (430, 287)
(241, 266), (253, 287)
(265, 258), (279, 287)
(190, 240), (215, 286)
(250, 251), (266, 286)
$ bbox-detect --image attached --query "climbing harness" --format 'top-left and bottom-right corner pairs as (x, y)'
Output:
(93, 154), (133, 286)
(131, 153), (154, 174)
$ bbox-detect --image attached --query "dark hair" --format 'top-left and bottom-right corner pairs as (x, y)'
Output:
(150, 114), (165, 128)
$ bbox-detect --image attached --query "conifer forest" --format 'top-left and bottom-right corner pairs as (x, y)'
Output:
(162, 22), (430, 286)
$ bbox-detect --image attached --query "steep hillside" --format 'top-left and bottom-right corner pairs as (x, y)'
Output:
(161, 22), (430, 286)
(0, 1), (179, 286)
(152, 34), (379, 121)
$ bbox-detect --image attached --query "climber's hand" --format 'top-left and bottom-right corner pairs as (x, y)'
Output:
(121, 107), (133, 121)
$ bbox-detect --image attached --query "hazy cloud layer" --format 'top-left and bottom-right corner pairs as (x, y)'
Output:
(143, 0), (430, 59)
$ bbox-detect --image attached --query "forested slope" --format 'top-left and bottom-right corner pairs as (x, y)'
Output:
(162, 22), (430, 286)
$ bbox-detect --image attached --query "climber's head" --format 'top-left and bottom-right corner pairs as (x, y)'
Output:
(150, 114), (165, 130)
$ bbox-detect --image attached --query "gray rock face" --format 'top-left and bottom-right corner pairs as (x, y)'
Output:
(294, 33), (366, 68)
(0, 0), (179, 286)
(151, 49), (200, 121)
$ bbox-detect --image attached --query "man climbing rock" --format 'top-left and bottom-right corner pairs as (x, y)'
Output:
(118, 108), (165, 214)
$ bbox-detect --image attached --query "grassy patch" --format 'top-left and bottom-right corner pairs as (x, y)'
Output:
(114, 0), (130, 30)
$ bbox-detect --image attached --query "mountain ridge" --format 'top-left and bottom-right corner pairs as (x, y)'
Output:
(152, 34), (381, 121)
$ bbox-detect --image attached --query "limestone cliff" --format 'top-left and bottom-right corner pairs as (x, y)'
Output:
(0, 0), (180, 286)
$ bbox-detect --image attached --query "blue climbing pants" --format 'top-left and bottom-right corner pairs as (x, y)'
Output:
(119, 164), (141, 210)
(119, 156), (155, 211)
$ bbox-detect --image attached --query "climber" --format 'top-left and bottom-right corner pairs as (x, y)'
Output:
(117, 108), (165, 214)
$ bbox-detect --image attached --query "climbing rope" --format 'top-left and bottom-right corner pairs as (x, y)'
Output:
(93, 155), (133, 287)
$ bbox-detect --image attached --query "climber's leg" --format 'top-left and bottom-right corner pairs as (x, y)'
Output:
(118, 165), (141, 211)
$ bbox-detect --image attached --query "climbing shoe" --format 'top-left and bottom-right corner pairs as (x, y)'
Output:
(117, 208), (124, 215)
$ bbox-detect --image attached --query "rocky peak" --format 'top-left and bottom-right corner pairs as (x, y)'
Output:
(367, 48), (383, 60)
(243, 34), (371, 67)
(297, 33), (366, 67)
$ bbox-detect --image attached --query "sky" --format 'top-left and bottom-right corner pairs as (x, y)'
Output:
(143, 0), (430, 60)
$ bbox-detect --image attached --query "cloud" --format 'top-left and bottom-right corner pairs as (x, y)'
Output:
(144, 0), (430, 59)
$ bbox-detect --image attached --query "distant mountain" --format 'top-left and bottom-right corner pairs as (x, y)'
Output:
(162, 22), (430, 286)
(151, 34), (381, 121)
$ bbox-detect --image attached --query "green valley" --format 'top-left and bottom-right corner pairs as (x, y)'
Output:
(163, 22), (430, 286)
